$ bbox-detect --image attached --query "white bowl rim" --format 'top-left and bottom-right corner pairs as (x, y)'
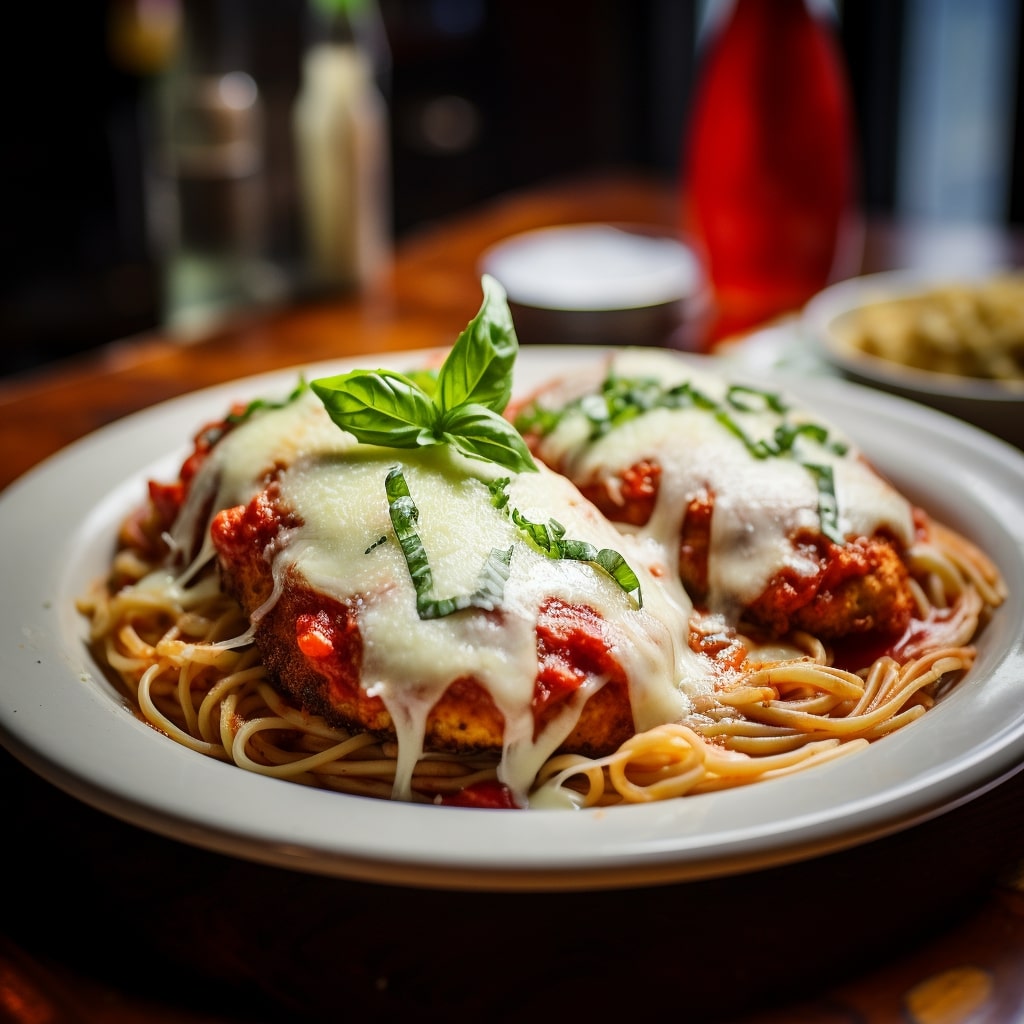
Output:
(803, 268), (1024, 402)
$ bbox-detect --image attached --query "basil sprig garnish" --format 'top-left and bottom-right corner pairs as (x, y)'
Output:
(488, 479), (643, 607)
(385, 467), (512, 619)
(311, 275), (537, 474)
(516, 372), (850, 547)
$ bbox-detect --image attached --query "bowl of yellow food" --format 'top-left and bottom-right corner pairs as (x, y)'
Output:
(803, 269), (1024, 448)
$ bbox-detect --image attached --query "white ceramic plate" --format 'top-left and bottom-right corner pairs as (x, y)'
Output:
(2, 347), (1023, 892)
(803, 269), (1024, 447)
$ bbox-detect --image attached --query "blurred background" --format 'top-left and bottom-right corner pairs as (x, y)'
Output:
(2, 0), (1022, 377)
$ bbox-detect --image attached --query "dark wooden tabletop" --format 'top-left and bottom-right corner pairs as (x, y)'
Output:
(2, 172), (1023, 1024)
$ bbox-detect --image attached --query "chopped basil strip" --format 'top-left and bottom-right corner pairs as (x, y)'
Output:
(515, 371), (852, 546)
(724, 383), (788, 415)
(515, 373), (718, 441)
(311, 276), (537, 475)
(488, 479), (643, 607)
(198, 379), (310, 448)
(385, 467), (511, 620)
(226, 378), (309, 425)
(804, 463), (844, 545)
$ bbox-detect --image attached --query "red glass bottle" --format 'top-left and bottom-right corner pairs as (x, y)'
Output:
(681, 0), (861, 343)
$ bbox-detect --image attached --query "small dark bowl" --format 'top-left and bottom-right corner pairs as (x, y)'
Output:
(481, 223), (711, 351)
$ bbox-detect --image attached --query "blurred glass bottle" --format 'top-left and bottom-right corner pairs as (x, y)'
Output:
(292, 0), (392, 296)
(149, 0), (288, 333)
(680, 0), (862, 343)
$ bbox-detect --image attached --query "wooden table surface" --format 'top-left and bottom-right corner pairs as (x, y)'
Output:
(2, 172), (1024, 1024)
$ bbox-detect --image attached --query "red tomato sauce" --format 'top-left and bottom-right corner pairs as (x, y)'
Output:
(533, 598), (626, 723)
(830, 604), (968, 673)
(437, 780), (519, 809)
(210, 489), (284, 562)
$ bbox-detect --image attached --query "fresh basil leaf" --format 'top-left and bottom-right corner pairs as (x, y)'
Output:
(403, 367), (440, 397)
(310, 278), (535, 476)
(311, 369), (438, 448)
(385, 466), (512, 619)
(435, 274), (518, 414)
(438, 403), (538, 472)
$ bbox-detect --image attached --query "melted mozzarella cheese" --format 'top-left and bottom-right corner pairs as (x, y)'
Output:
(170, 391), (351, 577)
(533, 350), (916, 621)
(173, 387), (704, 803)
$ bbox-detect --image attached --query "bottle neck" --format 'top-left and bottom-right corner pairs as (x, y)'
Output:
(303, 0), (391, 96)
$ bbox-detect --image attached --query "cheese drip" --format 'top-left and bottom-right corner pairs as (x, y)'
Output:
(167, 388), (702, 804)
(531, 350), (917, 622)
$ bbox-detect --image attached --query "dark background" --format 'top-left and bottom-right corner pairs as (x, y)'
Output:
(2, 0), (1021, 378)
